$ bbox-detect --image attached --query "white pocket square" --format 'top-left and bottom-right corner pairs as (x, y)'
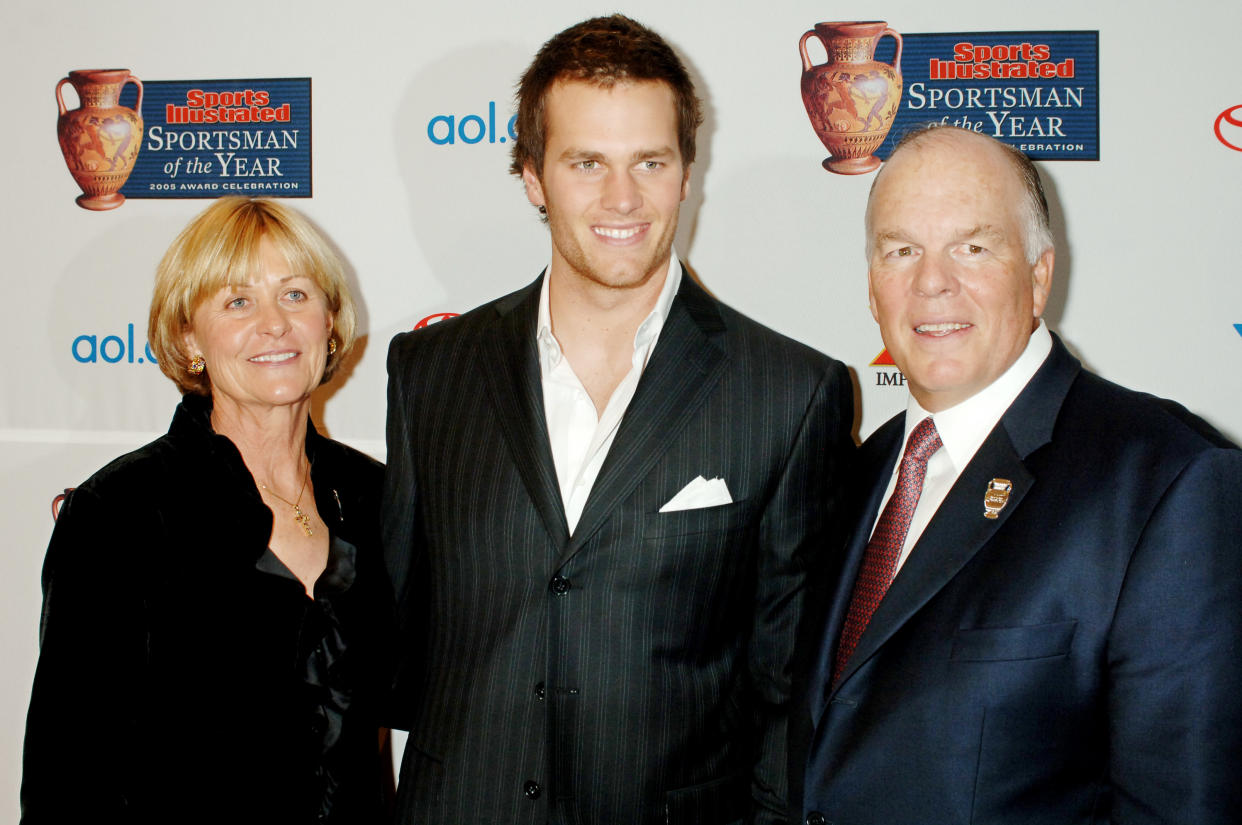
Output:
(659, 476), (732, 512)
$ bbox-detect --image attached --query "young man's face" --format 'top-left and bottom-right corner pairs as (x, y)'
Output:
(523, 79), (689, 295)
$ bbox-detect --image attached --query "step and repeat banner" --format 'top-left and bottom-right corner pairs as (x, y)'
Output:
(4, 0), (1240, 812)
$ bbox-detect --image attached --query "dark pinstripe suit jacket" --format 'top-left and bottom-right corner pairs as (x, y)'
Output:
(382, 272), (853, 825)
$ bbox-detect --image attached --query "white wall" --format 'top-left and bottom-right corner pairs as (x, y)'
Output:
(5, 0), (1240, 815)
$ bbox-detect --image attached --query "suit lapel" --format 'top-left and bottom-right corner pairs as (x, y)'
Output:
(480, 274), (571, 546)
(828, 335), (1082, 693)
(830, 425), (1035, 689)
(566, 275), (728, 556)
(808, 418), (901, 722)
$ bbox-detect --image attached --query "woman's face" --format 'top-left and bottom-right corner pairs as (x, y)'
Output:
(185, 237), (333, 415)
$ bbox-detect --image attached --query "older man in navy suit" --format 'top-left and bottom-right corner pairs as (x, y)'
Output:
(791, 125), (1242, 824)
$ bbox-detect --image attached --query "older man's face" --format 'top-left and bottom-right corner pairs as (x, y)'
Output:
(866, 132), (1053, 412)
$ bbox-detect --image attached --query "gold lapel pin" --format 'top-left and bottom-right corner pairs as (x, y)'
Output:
(983, 478), (1013, 519)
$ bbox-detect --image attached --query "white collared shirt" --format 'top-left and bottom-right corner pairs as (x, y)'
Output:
(537, 254), (683, 534)
(876, 321), (1054, 574)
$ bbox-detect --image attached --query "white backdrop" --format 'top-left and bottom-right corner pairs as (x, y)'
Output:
(4, 0), (1240, 815)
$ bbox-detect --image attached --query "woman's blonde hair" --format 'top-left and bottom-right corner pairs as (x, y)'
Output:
(148, 197), (356, 396)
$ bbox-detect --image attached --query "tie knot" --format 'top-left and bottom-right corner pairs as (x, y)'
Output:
(904, 417), (942, 465)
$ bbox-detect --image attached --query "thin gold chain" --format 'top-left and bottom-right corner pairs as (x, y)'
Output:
(257, 469), (314, 537)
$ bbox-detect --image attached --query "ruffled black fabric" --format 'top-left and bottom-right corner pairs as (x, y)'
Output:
(22, 395), (394, 825)
(256, 537), (364, 820)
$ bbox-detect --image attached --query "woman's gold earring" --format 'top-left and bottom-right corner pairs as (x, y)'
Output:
(327, 337), (337, 356)
(188, 355), (206, 375)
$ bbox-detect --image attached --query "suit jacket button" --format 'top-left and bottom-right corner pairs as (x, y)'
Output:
(549, 575), (571, 595)
(806, 813), (828, 825)
(534, 682), (546, 700)
(524, 780), (542, 799)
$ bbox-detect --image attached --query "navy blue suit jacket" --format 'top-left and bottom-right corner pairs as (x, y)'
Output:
(791, 334), (1242, 824)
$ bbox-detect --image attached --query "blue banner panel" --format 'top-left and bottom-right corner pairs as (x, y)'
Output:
(119, 78), (311, 198)
(876, 31), (1099, 160)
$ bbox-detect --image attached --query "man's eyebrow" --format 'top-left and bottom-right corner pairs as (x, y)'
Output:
(631, 146), (676, 161)
(554, 146), (678, 163)
(958, 224), (1007, 242)
(557, 147), (605, 162)
(870, 224), (1010, 249)
(872, 229), (912, 245)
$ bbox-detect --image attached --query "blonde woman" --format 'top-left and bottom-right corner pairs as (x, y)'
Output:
(22, 198), (392, 824)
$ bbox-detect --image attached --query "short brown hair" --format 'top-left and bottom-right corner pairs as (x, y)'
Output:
(148, 197), (357, 396)
(509, 14), (703, 179)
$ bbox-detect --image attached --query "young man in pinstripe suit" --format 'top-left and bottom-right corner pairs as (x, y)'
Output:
(383, 15), (854, 825)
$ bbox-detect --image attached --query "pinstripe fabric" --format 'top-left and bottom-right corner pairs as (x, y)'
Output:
(382, 272), (854, 825)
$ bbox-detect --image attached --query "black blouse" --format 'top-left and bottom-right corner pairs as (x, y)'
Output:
(21, 395), (394, 825)
(255, 537), (368, 819)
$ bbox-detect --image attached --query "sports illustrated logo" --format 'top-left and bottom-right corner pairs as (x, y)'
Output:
(798, 27), (1098, 174)
(414, 312), (460, 329)
(118, 77), (311, 199)
(427, 102), (517, 146)
(71, 323), (157, 365)
(891, 31), (1099, 160)
(1215, 105), (1242, 152)
(870, 348), (908, 387)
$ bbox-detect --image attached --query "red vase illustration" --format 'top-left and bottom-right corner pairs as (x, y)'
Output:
(56, 69), (144, 210)
(799, 22), (902, 174)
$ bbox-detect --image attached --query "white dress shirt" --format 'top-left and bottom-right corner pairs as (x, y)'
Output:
(537, 255), (683, 533)
(877, 321), (1053, 575)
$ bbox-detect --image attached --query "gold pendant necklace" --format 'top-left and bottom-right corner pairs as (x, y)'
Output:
(258, 469), (314, 537)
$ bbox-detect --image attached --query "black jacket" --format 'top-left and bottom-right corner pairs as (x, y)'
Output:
(382, 273), (854, 825)
(22, 395), (393, 825)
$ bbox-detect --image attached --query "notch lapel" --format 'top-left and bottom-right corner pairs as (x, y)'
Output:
(480, 275), (570, 546)
(808, 419), (901, 723)
(829, 426), (1035, 690)
(827, 335), (1082, 693)
(565, 276), (728, 558)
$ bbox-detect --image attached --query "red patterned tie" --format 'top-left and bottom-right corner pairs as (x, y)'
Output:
(833, 416), (941, 684)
